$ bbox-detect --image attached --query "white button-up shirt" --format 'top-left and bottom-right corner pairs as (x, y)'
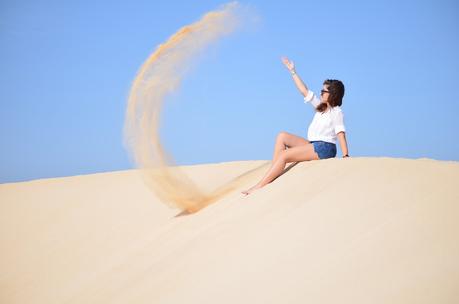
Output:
(303, 90), (346, 144)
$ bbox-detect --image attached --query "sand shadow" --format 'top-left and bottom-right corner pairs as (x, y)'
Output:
(275, 161), (300, 180)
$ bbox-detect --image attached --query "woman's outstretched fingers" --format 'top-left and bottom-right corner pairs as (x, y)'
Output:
(281, 56), (294, 70)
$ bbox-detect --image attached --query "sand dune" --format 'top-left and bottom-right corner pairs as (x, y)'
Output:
(1, 157), (458, 303)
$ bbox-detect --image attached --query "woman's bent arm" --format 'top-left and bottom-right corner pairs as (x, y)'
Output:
(337, 132), (349, 156)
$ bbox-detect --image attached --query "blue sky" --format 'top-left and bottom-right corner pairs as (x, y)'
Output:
(1, 0), (458, 183)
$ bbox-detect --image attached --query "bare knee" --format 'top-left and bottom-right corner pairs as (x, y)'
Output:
(276, 131), (289, 143)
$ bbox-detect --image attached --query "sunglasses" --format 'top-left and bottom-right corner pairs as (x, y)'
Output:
(320, 90), (330, 95)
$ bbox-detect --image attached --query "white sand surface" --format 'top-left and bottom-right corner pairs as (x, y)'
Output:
(1, 157), (458, 303)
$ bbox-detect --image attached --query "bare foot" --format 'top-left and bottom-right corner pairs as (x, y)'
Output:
(241, 185), (262, 196)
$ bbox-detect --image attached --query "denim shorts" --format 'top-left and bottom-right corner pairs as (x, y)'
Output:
(310, 140), (337, 159)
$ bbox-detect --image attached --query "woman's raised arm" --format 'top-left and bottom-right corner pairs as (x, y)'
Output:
(281, 56), (309, 97)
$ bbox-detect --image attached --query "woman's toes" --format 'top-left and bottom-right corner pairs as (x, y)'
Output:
(241, 187), (253, 195)
(241, 185), (261, 196)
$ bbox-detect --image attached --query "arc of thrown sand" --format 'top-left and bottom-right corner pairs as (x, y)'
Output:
(123, 2), (265, 213)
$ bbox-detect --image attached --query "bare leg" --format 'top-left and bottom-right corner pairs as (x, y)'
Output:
(242, 132), (310, 195)
(241, 158), (287, 195)
(273, 131), (310, 163)
(272, 136), (287, 164)
(242, 142), (319, 196)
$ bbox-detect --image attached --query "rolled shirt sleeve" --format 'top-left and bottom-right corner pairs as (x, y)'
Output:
(332, 109), (346, 134)
(303, 90), (321, 108)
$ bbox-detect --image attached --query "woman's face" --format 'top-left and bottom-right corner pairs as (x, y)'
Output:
(320, 84), (330, 103)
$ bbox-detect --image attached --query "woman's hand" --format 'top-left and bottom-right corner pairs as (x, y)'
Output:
(281, 56), (295, 72)
(281, 56), (309, 95)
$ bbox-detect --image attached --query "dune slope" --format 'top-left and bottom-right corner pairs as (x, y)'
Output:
(1, 157), (458, 303)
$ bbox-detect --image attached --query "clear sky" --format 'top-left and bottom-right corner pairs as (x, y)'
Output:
(1, 0), (458, 183)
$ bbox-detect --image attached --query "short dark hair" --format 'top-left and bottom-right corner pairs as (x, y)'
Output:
(316, 79), (345, 113)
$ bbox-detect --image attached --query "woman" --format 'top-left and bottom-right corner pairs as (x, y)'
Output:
(241, 57), (350, 196)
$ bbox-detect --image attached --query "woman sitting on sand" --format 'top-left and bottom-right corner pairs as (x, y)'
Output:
(242, 57), (350, 196)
